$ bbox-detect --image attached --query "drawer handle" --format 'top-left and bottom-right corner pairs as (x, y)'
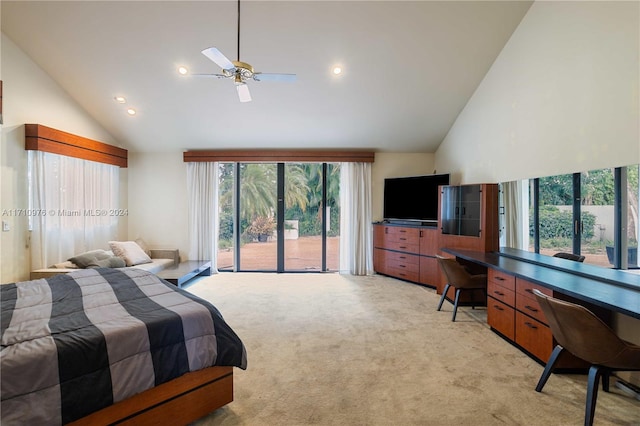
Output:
(493, 305), (504, 311)
(399, 246), (407, 249)
(495, 276), (505, 281)
(524, 322), (538, 329)
(524, 305), (539, 313)
(493, 290), (504, 296)
(525, 288), (534, 294)
(399, 265), (406, 268)
(400, 237), (407, 241)
(399, 230), (407, 233)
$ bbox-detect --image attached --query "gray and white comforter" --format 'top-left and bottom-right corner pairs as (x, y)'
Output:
(1, 268), (247, 425)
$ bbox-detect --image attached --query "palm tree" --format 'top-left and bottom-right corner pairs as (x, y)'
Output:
(284, 164), (309, 213)
(240, 164), (276, 221)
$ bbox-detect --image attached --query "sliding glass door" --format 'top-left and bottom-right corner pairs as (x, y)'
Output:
(579, 169), (615, 267)
(238, 163), (278, 271)
(216, 162), (340, 272)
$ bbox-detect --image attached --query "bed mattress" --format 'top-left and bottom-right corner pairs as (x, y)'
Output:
(1, 268), (247, 424)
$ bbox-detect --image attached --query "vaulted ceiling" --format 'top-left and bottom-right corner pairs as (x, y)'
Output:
(2, 1), (532, 153)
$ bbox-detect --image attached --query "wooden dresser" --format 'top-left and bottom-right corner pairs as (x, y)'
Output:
(373, 223), (439, 287)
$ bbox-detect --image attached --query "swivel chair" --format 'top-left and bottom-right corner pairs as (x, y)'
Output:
(532, 289), (640, 426)
(436, 256), (487, 321)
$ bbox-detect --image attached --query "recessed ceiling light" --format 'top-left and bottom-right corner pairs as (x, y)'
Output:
(126, 108), (136, 116)
(178, 66), (188, 75)
(114, 96), (126, 103)
(332, 66), (342, 75)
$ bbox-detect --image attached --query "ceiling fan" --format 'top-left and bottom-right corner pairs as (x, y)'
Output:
(194, 0), (296, 102)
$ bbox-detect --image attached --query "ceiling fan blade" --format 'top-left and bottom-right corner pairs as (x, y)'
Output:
(253, 73), (297, 82)
(201, 47), (236, 71)
(236, 83), (252, 103)
(190, 73), (229, 79)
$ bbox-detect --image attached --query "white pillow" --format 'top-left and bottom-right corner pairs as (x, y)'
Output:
(108, 241), (152, 266)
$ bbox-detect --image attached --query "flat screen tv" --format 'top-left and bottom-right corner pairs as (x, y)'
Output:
(383, 173), (450, 225)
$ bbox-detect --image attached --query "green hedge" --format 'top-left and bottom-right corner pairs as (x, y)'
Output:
(530, 206), (596, 240)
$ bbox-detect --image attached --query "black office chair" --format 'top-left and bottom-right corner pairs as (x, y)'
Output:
(533, 289), (640, 426)
(553, 252), (585, 262)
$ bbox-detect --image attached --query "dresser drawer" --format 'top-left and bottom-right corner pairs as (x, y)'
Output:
(516, 293), (547, 325)
(515, 312), (553, 363)
(386, 226), (420, 245)
(387, 241), (420, 253)
(516, 278), (552, 298)
(488, 280), (515, 306)
(488, 268), (515, 291)
(387, 266), (420, 282)
(386, 251), (419, 266)
(488, 299), (515, 340)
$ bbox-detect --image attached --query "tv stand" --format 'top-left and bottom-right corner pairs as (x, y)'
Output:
(373, 223), (439, 287)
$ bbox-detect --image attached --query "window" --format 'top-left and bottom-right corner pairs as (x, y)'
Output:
(521, 164), (639, 272)
(29, 151), (120, 269)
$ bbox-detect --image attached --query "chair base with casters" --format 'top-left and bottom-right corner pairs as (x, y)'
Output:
(436, 284), (486, 322)
(532, 289), (640, 426)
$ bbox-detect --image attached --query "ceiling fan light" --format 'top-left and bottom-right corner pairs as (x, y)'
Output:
(236, 82), (252, 103)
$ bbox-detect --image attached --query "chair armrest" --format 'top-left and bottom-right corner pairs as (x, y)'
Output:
(149, 249), (180, 266)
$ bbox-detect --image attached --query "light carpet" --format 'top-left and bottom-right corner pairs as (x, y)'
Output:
(186, 273), (640, 426)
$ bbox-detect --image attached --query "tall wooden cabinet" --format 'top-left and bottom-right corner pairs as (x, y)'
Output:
(373, 224), (439, 287)
(437, 183), (499, 295)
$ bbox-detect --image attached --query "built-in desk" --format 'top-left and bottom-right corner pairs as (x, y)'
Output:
(442, 248), (640, 319)
(441, 247), (640, 367)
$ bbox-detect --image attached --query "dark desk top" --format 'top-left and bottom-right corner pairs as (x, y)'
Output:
(441, 248), (640, 320)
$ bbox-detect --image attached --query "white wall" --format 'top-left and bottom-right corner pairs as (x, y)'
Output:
(435, 1), (639, 184)
(371, 153), (436, 222)
(0, 33), (124, 283)
(127, 152), (189, 260)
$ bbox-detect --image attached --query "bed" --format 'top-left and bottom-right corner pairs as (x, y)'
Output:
(1, 267), (247, 425)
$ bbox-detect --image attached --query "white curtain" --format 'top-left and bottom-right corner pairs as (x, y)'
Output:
(187, 162), (219, 271)
(339, 162), (373, 275)
(29, 151), (119, 269)
(502, 180), (529, 250)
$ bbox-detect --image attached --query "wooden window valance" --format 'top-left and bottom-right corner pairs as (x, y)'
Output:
(183, 150), (375, 163)
(25, 124), (128, 167)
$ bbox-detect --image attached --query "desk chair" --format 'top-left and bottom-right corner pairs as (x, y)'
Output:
(532, 289), (640, 426)
(436, 256), (487, 321)
(553, 252), (585, 262)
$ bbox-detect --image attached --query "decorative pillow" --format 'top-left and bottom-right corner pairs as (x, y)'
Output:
(87, 256), (126, 269)
(108, 241), (152, 266)
(68, 250), (111, 268)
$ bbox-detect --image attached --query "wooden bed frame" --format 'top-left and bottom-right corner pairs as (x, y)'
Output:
(70, 366), (233, 425)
